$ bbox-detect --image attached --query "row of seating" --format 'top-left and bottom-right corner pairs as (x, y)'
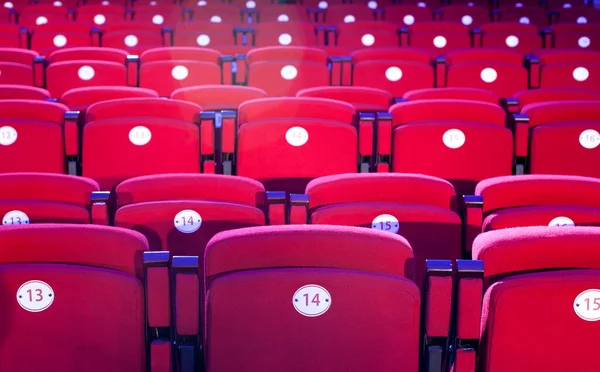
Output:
(2, 221), (597, 371)
(2, 46), (599, 97)
(3, 2), (598, 26)
(1, 94), (598, 194)
(3, 21), (599, 56)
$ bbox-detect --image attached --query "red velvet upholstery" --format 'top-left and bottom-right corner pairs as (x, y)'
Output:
(523, 100), (600, 177)
(0, 173), (99, 224)
(82, 98), (203, 190)
(0, 224), (153, 371)
(205, 225), (420, 371)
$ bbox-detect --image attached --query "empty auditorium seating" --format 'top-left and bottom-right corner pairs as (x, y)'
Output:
(0, 85), (49, 100)
(323, 4), (377, 24)
(453, 226), (600, 371)
(76, 4), (127, 26)
(519, 100), (600, 178)
(0, 48), (39, 86)
(477, 22), (542, 54)
(195, 225), (453, 371)
(297, 86), (393, 111)
(0, 223), (171, 371)
(235, 97), (361, 192)
(187, 3), (246, 24)
(30, 22), (97, 56)
(114, 174), (267, 258)
(386, 99), (513, 195)
(464, 174), (600, 251)
(351, 48), (435, 97)
(512, 87), (600, 110)
(171, 84), (267, 110)
(132, 4), (184, 26)
(45, 47), (129, 97)
(0, 24), (25, 48)
(0, 100), (72, 174)
(444, 48), (529, 97)
(60, 86), (159, 111)
(551, 6), (600, 24)
(439, 5), (491, 27)
(18, 5), (70, 29)
(335, 21), (399, 48)
(533, 50), (600, 90)
(545, 24), (600, 50)
(257, 5), (312, 23)
(403, 87), (500, 104)
(495, 5), (549, 27)
(173, 22), (239, 48)
(382, 5), (434, 27)
(252, 22), (318, 47)
(403, 22), (471, 52)
(289, 173), (462, 286)
(138, 47), (223, 96)
(81, 98), (211, 190)
(0, 172), (107, 225)
(246, 47), (330, 96)
(101, 22), (166, 54)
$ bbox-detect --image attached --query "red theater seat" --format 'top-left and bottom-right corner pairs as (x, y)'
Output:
(439, 5), (491, 28)
(444, 48), (528, 98)
(198, 225), (452, 372)
(0, 100), (70, 174)
(463, 175), (600, 251)
(453, 226), (600, 371)
(0, 24), (23, 48)
(173, 22), (238, 48)
(289, 173), (462, 287)
(0, 85), (49, 100)
(477, 22), (542, 55)
(0, 223), (171, 372)
(403, 87), (500, 104)
(139, 47), (223, 97)
(534, 50), (600, 91)
(551, 6), (600, 24)
(335, 21), (399, 48)
(171, 85), (267, 111)
(257, 5), (312, 23)
(404, 22), (471, 53)
(521, 100), (600, 178)
(81, 98), (209, 190)
(188, 4), (245, 24)
(132, 5), (184, 26)
(114, 174), (266, 258)
(253, 22), (318, 47)
(382, 5), (434, 27)
(0, 48), (38, 86)
(101, 22), (166, 55)
(297, 86), (393, 111)
(323, 4), (377, 24)
(546, 24), (600, 50)
(46, 59), (127, 98)
(351, 48), (435, 97)
(513, 87), (600, 110)
(246, 47), (330, 96)
(31, 22), (96, 56)
(19, 5), (70, 29)
(235, 97), (360, 193)
(496, 6), (549, 27)
(76, 4), (127, 27)
(60, 86), (159, 111)
(387, 99), (513, 195)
